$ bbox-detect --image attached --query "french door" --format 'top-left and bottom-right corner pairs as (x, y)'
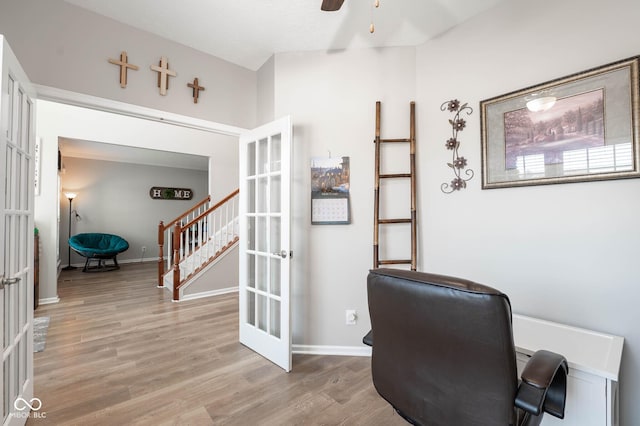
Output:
(239, 116), (292, 372)
(0, 36), (36, 425)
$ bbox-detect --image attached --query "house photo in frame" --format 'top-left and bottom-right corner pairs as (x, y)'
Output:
(480, 56), (640, 189)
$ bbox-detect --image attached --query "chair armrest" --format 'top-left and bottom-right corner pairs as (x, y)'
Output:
(515, 350), (568, 419)
(362, 330), (373, 347)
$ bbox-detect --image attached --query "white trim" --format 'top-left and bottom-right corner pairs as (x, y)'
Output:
(177, 286), (239, 302)
(34, 85), (248, 137)
(64, 258), (156, 269)
(38, 296), (60, 305)
(292, 344), (372, 357)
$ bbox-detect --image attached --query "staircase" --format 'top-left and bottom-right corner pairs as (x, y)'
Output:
(158, 189), (239, 301)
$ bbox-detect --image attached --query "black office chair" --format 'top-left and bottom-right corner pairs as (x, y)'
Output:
(363, 268), (568, 426)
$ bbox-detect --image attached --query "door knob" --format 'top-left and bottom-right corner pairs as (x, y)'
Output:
(272, 250), (287, 259)
(0, 276), (21, 290)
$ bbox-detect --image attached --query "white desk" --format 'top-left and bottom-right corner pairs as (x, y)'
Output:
(512, 314), (624, 426)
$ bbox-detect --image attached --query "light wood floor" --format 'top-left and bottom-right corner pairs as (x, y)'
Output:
(29, 262), (405, 425)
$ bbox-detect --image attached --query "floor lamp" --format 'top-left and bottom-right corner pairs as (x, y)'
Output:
(63, 192), (77, 271)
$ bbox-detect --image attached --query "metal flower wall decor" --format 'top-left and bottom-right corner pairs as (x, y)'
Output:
(441, 99), (474, 193)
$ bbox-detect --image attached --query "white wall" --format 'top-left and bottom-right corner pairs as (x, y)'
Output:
(59, 157), (208, 266)
(36, 100), (239, 301)
(415, 0), (640, 423)
(257, 55), (275, 126)
(273, 47), (417, 346)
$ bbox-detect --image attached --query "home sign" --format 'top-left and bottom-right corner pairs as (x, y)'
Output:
(149, 187), (193, 200)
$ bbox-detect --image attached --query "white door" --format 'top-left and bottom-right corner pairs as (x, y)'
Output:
(239, 116), (292, 372)
(0, 36), (36, 425)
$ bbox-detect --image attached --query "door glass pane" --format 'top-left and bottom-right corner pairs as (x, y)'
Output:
(246, 254), (255, 289)
(258, 138), (268, 174)
(270, 134), (281, 172)
(5, 146), (12, 208)
(247, 290), (256, 326)
(7, 76), (14, 142)
(257, 294), (267, 332)
(18, 338), (25, 391)
(16, 152), (22, 209)
(270, 175), (281, 213)
(13, 286), (18, 339)
(16, 89), (23, 150)
(257, 217), (267, 253)
(3, 357), (9, 421)
(270, 299), (281, 338)
(24, 157), (30, 210)
(270, 217), (281, 254)
(257, 177), (268, 213)
(270, 258), (281, 297)
(256, 255), (267, 292)
(246, 216), (255, 250)
(4, 216), (11, 273)
(247, 141), (256, 176)
(246, 179), (255, 214)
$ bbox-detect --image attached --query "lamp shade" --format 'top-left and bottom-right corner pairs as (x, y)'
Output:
(65, 192), (77, 200)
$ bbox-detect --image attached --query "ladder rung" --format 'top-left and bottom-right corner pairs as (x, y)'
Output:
(380, 173), (411, 179)
(379, 138), (411, 143)
(378, 259), (412, 265)
(379, 218), (412, 224)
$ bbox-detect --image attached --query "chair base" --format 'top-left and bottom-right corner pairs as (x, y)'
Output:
(82, 255), (120, 273)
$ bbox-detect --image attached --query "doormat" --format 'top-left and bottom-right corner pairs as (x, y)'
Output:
(33, 317), (50, 353)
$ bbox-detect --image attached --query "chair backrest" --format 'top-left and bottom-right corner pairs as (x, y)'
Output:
(367, 268), (519, 426)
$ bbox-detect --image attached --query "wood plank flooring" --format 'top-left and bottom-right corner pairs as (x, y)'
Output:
(29, 262), (405, 425)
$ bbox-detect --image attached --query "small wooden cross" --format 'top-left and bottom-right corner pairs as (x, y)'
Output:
(187, 78), (205, 104)
(108, 51), (139, 88)
(150, 56), (176, 96)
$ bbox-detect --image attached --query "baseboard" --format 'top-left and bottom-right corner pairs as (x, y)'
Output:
(38, 296), (60, 305)
(66, 258), (157, 268)
(292, 344), (372, 357)
(178, 286), (239, 302)
(120, 258), (157, 265)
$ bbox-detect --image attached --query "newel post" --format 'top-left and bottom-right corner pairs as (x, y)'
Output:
(172, 222), (182, 301)
(158, 221), (165, 286)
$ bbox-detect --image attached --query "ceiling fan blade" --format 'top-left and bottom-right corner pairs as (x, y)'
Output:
(321, 0), (345, 11)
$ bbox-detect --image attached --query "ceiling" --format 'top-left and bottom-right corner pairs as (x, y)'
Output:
(58, 0), (506, 167)
(59, 138), (209, 171)
(64, 0), (506, 71)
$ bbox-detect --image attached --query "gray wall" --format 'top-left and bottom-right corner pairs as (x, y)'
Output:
(0, 0), (256, 129)
(265, 0), (640, 423)
(415, 0), (640, 423)
(60, 156), (208, 266)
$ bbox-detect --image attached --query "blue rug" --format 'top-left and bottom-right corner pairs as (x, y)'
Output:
(33, 317), (50, 352)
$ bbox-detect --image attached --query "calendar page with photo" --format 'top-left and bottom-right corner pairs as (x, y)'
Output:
(310, 156), (351, 224)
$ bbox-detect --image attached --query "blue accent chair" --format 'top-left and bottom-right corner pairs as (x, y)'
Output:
(68, 233), (129, 272)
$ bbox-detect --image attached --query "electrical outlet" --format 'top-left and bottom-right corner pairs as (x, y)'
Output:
(345, 309), (357, 325)
(141, 246), (147, 252)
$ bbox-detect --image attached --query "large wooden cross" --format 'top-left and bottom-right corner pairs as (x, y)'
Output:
(150, 56), (176, 96)
(187, 78), (205, 104)
(108, 51), (139, 88)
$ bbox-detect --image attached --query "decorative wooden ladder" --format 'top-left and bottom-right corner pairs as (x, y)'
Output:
(373, 101), (417, 271)
(158, 189), (240, 300)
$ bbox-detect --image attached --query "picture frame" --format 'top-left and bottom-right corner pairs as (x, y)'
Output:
(480, 56), (640, 189)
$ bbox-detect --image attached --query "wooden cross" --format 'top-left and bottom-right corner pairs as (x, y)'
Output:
(108, 51), (139, 88)
(150, 56), (176, 96)
(187, 78), (205, 104)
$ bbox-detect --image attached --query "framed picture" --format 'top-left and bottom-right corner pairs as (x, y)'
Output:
(480, 56), (640, 189)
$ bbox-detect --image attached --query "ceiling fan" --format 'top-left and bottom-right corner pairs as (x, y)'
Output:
(321, 0), (345, 11)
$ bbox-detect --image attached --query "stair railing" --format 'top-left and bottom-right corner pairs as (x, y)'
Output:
(158, 195), (211, 287)
(158, 189), (240, 300)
